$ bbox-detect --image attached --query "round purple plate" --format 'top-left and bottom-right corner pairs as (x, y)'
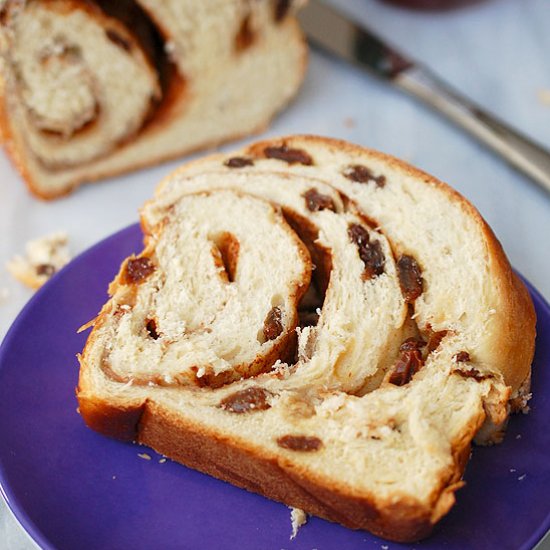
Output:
(0, 224), (549, 550)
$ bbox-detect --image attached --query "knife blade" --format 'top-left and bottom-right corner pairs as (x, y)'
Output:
(298, 0), (550, 195)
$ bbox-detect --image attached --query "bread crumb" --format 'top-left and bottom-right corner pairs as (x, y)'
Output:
(537, 89), (550, 105)
(381, 546), (389, 550)
(138, 453), (151, 460)
(289, 506), (307, 539)
(6, 232), (70, 289)
(112, 475), (116, 479)
(518, 474), (526, 481)
(510, 468), (516, 473)
(516, 434), (522, 439)
(159, 458), (167, 464)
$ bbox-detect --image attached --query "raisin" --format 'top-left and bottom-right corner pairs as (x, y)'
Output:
(453, 368), (492, 382)
(146, 319), (159, 340)
(263, 306), (283, 341)
(277, 435), (322, 452)
(389, 339), (425, 386)
(235, 14), (255, 52)
(298, 308), (319, 328)
(454, 351), (470, 363)
(343, 165), (386, 187)
(303, 188), (336, 212)
(224, 156), (254, 168)
(264, 145), (313, 165)
(348, 223), (385, 279)
(274, 0), (291, 22)
(397, 255), (424, 303)
(220, 387), (272, 413)
(400, 337), (426, 352)
(105, 29), (131, 52)
(426, 330), (448, 353)
(36, 263), (55, 277)
(123, 257), (155, 284)
(348, 223), (370, 247)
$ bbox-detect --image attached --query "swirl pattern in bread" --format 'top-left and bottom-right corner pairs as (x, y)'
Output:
(77, 135), (536, 542)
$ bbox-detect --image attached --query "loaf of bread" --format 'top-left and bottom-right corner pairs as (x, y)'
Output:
(0, 0), (306, 198)
(77, 135), (536, 542)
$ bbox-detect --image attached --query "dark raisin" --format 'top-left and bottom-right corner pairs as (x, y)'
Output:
(453, 368), (492, 382)
(36, 263), (55, 277)
(399, 337), (426, 352)
(274, 0), (291, 22)
(263, 306), (283, 341)
(123, 257), (155, 284)
(146, 319), (159, 340)
(348, 223), (385, 279)
(389, 340), (425, 386)
(264, 145), (313, 165)
(220, 387), (272, 413)
(397, 255), (424, 303)
(348, 223), (370, 247)
(105, 29), (131, 52)
(454, 351), (470, 363)
(0, 5), (8, 25)
(343, 165), (386, 187)
(235, 14), (255, 52)
(426, 330), (448, 353)
(298, 308), (319, 328)
(303, 188), (336, 212)
(224, 156), (254, 168)
(276, 434), (322, 452)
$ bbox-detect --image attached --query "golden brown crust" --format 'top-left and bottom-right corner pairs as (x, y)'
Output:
(135, 401), (456, 543)
(77, 392), (146, 442)
(76, 375), (479, 542)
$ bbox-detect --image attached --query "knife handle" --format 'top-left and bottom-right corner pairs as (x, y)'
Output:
(395, 66), (550, 194)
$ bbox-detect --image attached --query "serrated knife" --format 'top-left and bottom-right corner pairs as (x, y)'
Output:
(298, 0), (550, 194)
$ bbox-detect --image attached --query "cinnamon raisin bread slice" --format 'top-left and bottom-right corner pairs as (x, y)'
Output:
(171, 135), (537, 440)
(0, 0), (306, 198)
(77, 136), (536, 543)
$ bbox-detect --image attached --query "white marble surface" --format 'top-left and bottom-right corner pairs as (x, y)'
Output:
(1, 0), (549, 548)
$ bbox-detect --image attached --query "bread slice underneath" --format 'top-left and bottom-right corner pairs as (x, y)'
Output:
(77, 135), (536, 543)
(0, 0), (306, 198)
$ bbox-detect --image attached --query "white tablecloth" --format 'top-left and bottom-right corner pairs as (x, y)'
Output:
(1, 0), (549, 548)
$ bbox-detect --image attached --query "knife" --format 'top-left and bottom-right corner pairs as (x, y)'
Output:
(298, 0), (550, 195)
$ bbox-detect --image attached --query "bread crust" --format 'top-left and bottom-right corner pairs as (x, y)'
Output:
(76, 391), (479, 543)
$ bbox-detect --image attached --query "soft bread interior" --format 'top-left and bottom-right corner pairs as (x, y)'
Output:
(93, 191), (311, 386)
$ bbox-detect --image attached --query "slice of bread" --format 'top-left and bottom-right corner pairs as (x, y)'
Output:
(0, 0), (306, 198)
(77, 135), (536, 543)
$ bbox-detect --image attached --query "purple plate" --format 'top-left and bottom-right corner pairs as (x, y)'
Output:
(0, 224), (549, 550)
